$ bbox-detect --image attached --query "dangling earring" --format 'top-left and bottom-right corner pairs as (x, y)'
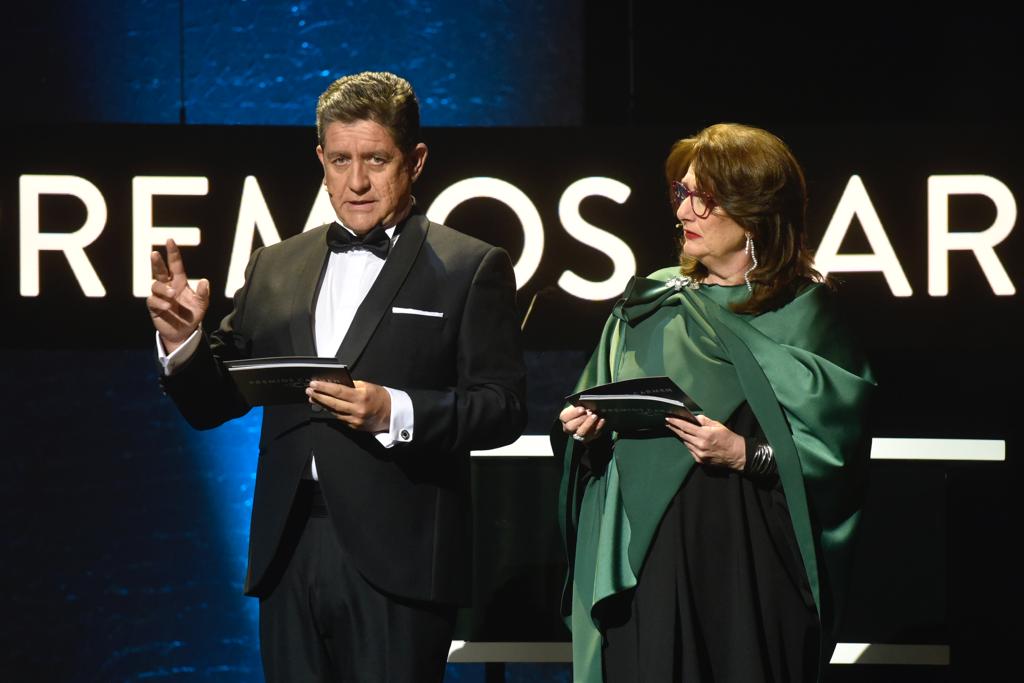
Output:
(743, 233), (757, 292)
(675, 222), (684, 230)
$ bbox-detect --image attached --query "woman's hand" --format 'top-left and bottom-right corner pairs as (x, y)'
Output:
(559, 405), (606, 444)
(666, 414), (746, 471)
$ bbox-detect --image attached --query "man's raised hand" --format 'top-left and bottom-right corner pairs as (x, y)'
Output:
(147, 239), (211, 353)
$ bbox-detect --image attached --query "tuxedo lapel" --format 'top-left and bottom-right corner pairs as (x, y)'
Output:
(288, 226), (331, 356)
(336, 214), (428, 368)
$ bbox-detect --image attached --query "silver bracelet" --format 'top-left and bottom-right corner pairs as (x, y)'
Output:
(745, 441), (777, 477)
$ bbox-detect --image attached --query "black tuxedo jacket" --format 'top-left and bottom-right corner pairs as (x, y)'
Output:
(161, 214), (527, 605)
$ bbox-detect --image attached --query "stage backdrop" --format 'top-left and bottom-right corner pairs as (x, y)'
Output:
(3, 123), (1020, 678)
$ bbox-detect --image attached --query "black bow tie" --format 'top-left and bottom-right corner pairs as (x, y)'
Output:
(326, 222), (393, 258)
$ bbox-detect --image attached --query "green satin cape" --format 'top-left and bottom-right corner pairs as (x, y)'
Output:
(556, 267), (874, 683)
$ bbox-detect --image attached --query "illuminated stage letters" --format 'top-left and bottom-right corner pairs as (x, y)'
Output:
(19, 175), (108, 297)
(15, 172), (1021, 301)
(427, 176), (637, 300)
(816, 174), (1017, 297)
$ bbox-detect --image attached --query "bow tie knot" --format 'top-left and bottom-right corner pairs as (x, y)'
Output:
(327, 222), (392, 258)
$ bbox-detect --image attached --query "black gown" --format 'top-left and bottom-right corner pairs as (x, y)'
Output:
(595, 404), (820, 682)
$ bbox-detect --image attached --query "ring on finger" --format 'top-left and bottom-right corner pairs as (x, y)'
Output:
(572, 433), (585, 442)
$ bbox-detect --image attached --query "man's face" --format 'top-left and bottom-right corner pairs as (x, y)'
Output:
(316, 120), (427, 234)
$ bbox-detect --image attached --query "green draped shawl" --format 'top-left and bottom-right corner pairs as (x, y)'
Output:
(556, 267), (874, 683)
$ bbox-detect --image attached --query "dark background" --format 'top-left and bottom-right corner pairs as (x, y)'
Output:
(3, 3), (1020, 682)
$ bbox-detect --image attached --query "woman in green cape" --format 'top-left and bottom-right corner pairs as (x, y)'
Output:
(557, 123), (874, 682)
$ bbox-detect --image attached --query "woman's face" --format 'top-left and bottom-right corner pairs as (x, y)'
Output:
(676, 165), (749, 277)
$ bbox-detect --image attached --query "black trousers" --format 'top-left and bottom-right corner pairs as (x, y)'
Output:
(258, 482), (456, 683)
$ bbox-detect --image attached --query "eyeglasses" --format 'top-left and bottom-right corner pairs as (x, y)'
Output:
(671, 181), (716, 219)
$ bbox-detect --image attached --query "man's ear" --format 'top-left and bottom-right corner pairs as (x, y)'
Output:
(315, 145), (328, 186)
(408, 143), (428, 182)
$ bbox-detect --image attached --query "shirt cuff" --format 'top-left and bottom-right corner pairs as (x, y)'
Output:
(157, 328), (202, 375)
(375, 387), (414, 448)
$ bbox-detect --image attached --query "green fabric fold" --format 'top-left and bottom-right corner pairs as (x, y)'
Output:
(556, 267), (874, 683)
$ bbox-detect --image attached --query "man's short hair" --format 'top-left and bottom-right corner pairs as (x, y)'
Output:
(316, 71), (421, 153)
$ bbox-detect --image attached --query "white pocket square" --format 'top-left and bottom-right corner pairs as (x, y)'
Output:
(392, 307), (445, 318)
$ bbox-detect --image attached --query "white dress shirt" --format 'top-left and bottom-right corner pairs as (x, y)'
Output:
(158, 222), (416, 480)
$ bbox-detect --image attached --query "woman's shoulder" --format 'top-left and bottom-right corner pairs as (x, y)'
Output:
(644, 266), (682, 282)
(757, 279), (871, 374)
(758, 279), (835, 326)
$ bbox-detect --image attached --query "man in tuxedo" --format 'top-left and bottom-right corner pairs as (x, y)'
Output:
(147, 71), (527, 682)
